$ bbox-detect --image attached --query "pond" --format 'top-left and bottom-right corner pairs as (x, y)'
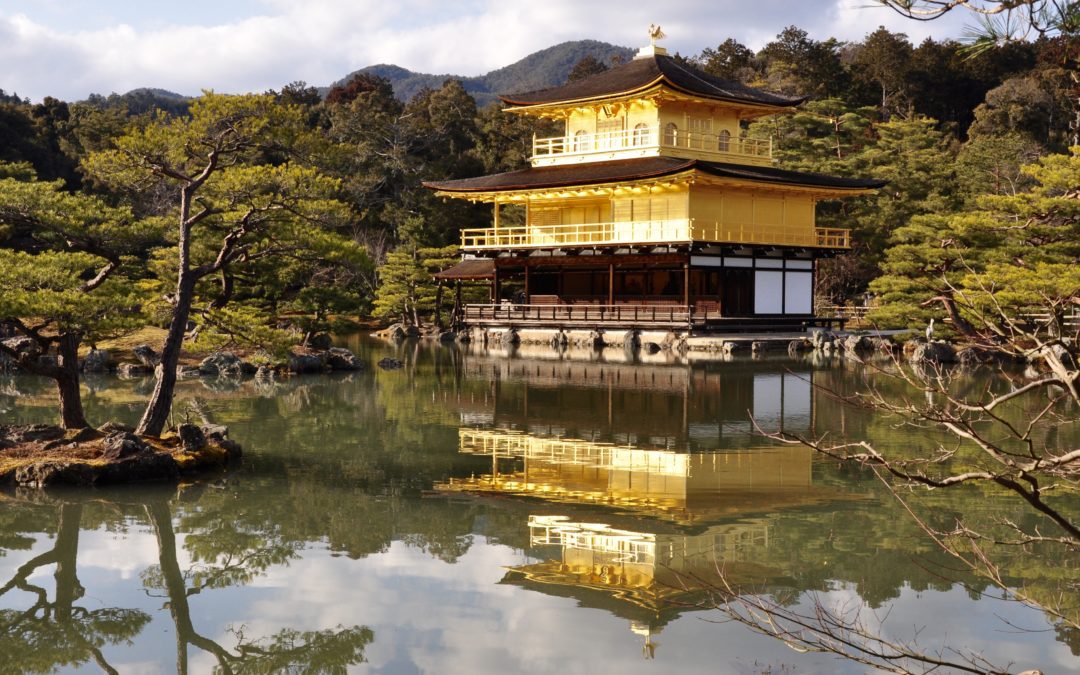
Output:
(0, 338), (1076, 673)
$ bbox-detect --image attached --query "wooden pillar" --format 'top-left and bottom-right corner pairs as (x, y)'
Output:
(491, 266), (499, 303)
(451, 282), (462, 327)
(683, 262), (690, 308)
(524, 263), (530, 304)
(608, 263), (614, 305)
(434, 281), (444, 329)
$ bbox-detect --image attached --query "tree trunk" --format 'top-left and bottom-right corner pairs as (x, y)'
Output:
(137, 275), (195, 437)
(53, 503), (84, 622)
(147, 500), (234, 673)
(55, 332), (89, 430)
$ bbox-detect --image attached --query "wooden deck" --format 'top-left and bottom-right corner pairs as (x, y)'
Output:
(462, 304), (844, 332)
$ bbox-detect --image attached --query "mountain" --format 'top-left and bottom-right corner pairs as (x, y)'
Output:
(82, 87), (191, 115)
(327, 40), (635, 107)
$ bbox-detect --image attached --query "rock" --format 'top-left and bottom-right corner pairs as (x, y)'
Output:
(99, 421), (135, 434)
(1, 336), (38, 357)
(622, 330), (640, 352)
(326, 347), (363, 371)
(36, 355), (58, 369)
(1, 424), (65, 446)
(867, 336), (899, 355)
(661, 332), (679, 350)
(1040, 343), (1076, 370)
(177, 364), (203, 379)
(788, 339), (811, 356)
(200, 424), (229, 441)
(721, 342), (740, 355)
(132, 344), (160, 368)
(117, 362), (153, 378)
(499, 329), (520, 347)
(751, 341), (768, 353)
(81, 349), (112, 373)
(15, 461), (96, 488)
(911, 340), (957, 364)
(587, 330), (605, 350)
(809, 330), (834, 349)
(255, 365), (275, 379)
(438, 331), (457, 343)
(404, 325), (421, 338)
(841, 334), (872, 356)
(199, 352), (247, 377)
(307, 333), (334, 350)
(643, 342), (661, 354)
(455, 332), (471, 344)
(378, 357), (404, 370)
(383, 324), (407, 342)
(101, 431), (149, 460)
(289, 353), (328, 374)
(176, 423), (206, 452)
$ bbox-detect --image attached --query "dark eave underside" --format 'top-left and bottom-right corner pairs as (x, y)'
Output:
(433, 258), (495, 280)
(500, 54), (805, 108)
(423, 157), (887, 193)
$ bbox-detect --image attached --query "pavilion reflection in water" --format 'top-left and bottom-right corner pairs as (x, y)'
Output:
(438, 355), (854, 657)
(457, 353), (817, 451)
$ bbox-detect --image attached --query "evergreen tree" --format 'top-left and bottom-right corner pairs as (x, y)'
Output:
(84, 92), (367, 437)
(0, 163), (158, 428)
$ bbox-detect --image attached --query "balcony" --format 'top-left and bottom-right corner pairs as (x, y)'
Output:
(460, 219), (850, 250)
(531, 125), (772, 166)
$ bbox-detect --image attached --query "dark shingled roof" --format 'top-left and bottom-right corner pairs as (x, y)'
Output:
(424, 157), (886, 193)
(433, 258), (495, 280)
(501, 54), (805, 108)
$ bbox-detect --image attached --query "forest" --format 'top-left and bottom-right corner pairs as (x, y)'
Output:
(0, 21), (1077, 351)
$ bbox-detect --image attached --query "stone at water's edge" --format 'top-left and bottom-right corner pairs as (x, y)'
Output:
(132, 344), (160, 368)
(378, 357), (404, 370)
(177, 424), (206, 452)
(326, 347), (364, 371)
(289, 352), (328, 374)
(81, 348), (112, 373)
(200, 352), (255, 376)
(912, 340), (958, 364)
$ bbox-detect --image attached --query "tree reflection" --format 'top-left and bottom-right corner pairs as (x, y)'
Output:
(142, 498), (373, 674)
(0, 503), (149, 674)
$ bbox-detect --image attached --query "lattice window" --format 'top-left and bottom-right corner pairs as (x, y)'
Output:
(718, 129), (731, 152)
(663, 122), (678, 146)
(632, 123), (651, 146)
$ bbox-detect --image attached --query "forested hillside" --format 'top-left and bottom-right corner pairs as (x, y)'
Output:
(329, 40), (636, 106)
(1, 22), (1076, 335)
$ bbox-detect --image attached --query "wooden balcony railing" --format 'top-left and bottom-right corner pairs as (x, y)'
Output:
(460, 220), (850, 249)
(532, 124), (771, 162)
(464, 303), (693, 328)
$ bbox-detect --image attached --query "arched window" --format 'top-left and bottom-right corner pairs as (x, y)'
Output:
(718, 129), (731, 152)
(663, 122), (678, 146)
(632, 123), (651, 146)
(573, 129), (591, 152)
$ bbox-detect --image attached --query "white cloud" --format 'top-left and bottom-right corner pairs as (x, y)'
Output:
(0, 0), (981, 102)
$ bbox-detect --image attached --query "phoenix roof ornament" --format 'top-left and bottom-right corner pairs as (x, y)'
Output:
(648, 24), (666, 45)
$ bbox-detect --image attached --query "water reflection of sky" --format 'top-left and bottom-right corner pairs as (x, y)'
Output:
(3, 524), (1072, 674)
(1, 339), (1076, 673)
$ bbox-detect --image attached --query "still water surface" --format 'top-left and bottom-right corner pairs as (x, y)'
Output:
(0, 338), (1076, 673)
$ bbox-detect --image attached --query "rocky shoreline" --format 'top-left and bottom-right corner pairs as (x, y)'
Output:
(0, 422), (242, 488)
(0, 336), (366, 379)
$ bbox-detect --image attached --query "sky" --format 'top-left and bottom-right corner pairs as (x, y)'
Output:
(0, 0), (976, 102)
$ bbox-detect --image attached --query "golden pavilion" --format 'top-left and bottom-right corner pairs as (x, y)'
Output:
(426, 29), (884, 333)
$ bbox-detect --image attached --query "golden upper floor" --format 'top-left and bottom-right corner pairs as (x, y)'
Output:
(501, 48), (803, 168)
